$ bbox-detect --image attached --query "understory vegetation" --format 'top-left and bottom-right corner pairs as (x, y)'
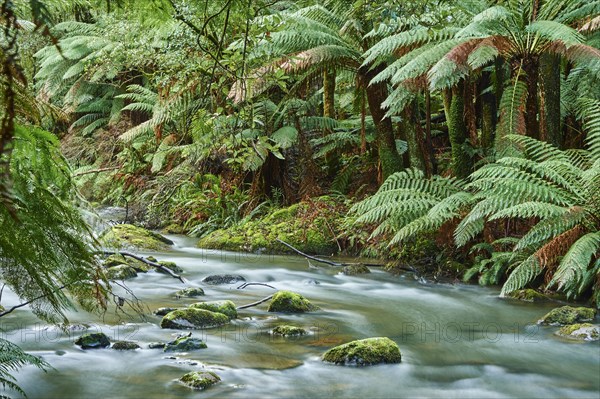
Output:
(1, 0), (599, 395)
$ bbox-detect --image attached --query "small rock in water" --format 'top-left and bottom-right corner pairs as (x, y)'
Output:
(154, 307), (179, 316)
(175, 287), (205, 298)
(75, 332), (111, 349)
(179, 371), (221, 390)
(189, 300), (237, 319)
(267, 291), (319, 313)
(538, 306), (596, 325)
(112, 341), (140, 350)
(272, 325), (307, 336)
(160, 308), (229, 330)
(164, 335), (207, 352)
(322, 337), (401, 366)
(303, 279), (320, 285)
(148, 342), (166, 349)
(201, 274), (246, 285)
(556, 323), (600, 341)
(341, 264), (371, 276)
(156, 261), (183, 274)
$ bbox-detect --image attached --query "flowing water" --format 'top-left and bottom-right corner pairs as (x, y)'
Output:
(3, 234), (599, 398)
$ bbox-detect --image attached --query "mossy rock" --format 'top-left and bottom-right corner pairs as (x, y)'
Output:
(0, 305), (4, 312)
(101, 224), (174, 251)
(267, 291), (319, 313)
(103, 254), (129, 268)
(106, 265), (138, 280)
(112, 341), (140, 350)
(162, 223), (185, 235)
(201, 274), (246, 285)
(148, 342), (166, 349)
(160, 308), (229, 330)
(556, 323), (600, 341)
(156, 261), (183, 274)
(506, 289), (549, 302)
(179, 371), (220, 390)
(189, 300), (237, 319)
(538, 306), (596, 325)
(75, 332), (110, 349)
(175, 287), (205, 298)
(322, 337), (401, 366)
(272, 325), (307, 336)
(341, 264), (371, 276)
(164, 336), (207, 352)
(154, 307), (179, 316)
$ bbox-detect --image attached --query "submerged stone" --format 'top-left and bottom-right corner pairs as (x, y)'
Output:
(322, 337), (401, 366)
(272, 325), (307, 336)
(506, 289), (548, 302)
(538, 306), (596, 325)
(189, 300), (237, 319)
(164, 336), (207, 352)
(556, 323), (600, 341)
(160, 308), (229, 330)
(148, 342), (166, 349)
(201, 274), (246, 285)
(267, 291), (319, 313)
(154, 307), (179, 316)
(75, 332), (111, 349)
(179, 371), (220, 390)
(175, 287), (205, 298)
(341, 264), (371, 276)
(101, 224), (174, 251)
(106, 265), (137, 280)
(156, 261), (183, 274)
(112, 341), (140, 350)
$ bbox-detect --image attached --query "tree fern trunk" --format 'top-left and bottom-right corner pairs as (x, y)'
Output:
(323, 69), (339, 176)
(447, 82), (472, 179)
(479, 71), (497, 152)
(539, 53), (561, 148)
(401, 101), (427, 172)
(524, 58), (540, 139)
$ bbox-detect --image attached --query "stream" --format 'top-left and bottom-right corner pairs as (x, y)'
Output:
(3, 234), (600, 398)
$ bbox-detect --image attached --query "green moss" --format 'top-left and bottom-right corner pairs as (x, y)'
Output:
(179, 371), (220, 390)
(272, 325), (307, 336)
(189, 300), (237, 319)
(75, 333), (110, 349)
(160, 308), (229, 329)
(162, 223), (185, 234)
(506, 289), (549, 302)
(106, 265), (137, 280)
(112, 341), (140, 350)
(163, 336), (207, 352)
(556, 323), (600, 340)
(322, 337), (401, 366)
(268, 291), (319, 313)
(103, 254), (128, 267)
(101, 224), (174, 251)
(175, 287), (205, 298)
(157, 261), (183, 274)
(341, 264), (371, 276)
(154, 307), (179, 316)
(539, 306), (597, 325)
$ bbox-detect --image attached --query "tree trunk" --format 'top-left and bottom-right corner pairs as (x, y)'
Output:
(539, 53), (561, 148)
(523, 58), (540, 139)
(425, 90), (438, 175)
(479, 71), (497, 151)
(401, 101), (427, 172)
(360, 64), (402, 182)
(323, 69), (336, 119)
(447, 81), (472, 179)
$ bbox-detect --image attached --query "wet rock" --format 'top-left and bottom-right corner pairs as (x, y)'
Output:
(156, 261), (183, 275)
(272, 325), (307, 336)
(303, 279), (320, 285)
(148, 342), (166, 349)
(101, 224), (174, 251)
(103, 253), (129, 267)
(341, 264), (371, 276)
(154, 307), (179, 316)
(267, 291), (319, 313)
(75, 332), (110, 349)
(506, 289), (549, 302)
(112, 341), (140, 350)
(175, 287), (205, 298)
(201, 274), (246, 285)
(106, 265), (137, 280)
(538, 306), (596, 325)
(322, 337), (401, 366)
(164, 335), (207, 352)
(189, 300), (237, 319)
(556, 323), (600, 341)
(160, 308), (229, 330)
(179, 371), (220, 390)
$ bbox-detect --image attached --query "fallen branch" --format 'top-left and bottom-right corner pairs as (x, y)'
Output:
(236, 294), (274, 310)
(0, 285), (67, 318)
(73, 166), (121, 177)
(100, 251), (186, 284)
(237, 282), (276, 290)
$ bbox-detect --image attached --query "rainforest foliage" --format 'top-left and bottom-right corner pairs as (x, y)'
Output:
(1, 0), (599, 394)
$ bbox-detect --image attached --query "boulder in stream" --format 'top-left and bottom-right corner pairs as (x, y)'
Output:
(160, 308), (229, 330)
(164, 335), (207, 352)
(101, 223), (174, 251)
(112, 341), (140, 350)
(175, 287), (205, 298)
(505, 289), (549, 302)
(201, 274), (246, 285)
(538, 306), (596, 325)
(75, 332), (111, 349)
(556, 323), (600, 341)
(322, 337), (401, 366)
(179, 371), (220, 390)
(341, 264), (371, 276)
(106, 265), (137, 280)
(267, 291), (319, 313)
(156, 261), (183, 274)
(189, 300), (237, 319)
(272, 325), (307, 336)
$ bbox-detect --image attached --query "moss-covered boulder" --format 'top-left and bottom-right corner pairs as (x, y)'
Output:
(341, 264), (371, 276)
(164, 336), (207, 352)
(154, 307), (179, 316)
(197, 196), (347, 255)
(75, 332), (110, 349)
(272, 325), (307, 336)
(201, 274), (245, 285)
(538, 306), (596, 325)
(112, 341), (140, 350)
(189, 300), (237, 319)
(179, 371), (220, 390)
(175, 287), (205, 298)
(148, 342), (166, 349)
(106, 265), (137, 280)
(101, 224), (174, 251)
(267, 291), (319, 313)
(160, 308), (229, 330)
(556, 323), (600, 341)
(103, 253), (128, 267)
(506, 289), (549, 302)
(156, 261), (183, 275)
(322, 337), (401, 366)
